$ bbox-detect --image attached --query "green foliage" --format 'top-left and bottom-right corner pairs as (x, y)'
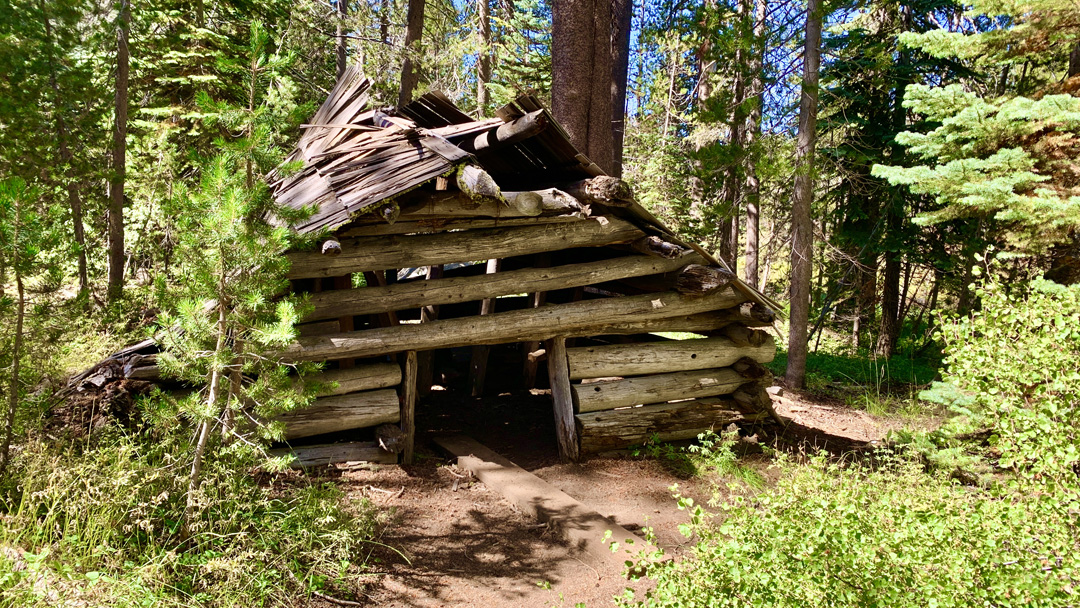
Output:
(621, 451), (1080, 608)
(0, 423), (384, 606)
(637, 429), (764, 489)
(922, 266), (1080, 492)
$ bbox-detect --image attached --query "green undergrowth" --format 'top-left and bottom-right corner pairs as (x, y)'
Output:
(0, 418), (388, 607)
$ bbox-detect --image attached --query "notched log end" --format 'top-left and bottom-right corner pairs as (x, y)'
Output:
(321, 238), (342, 256)
(631, 236), (684, 259)
(675, 264), (736, 296)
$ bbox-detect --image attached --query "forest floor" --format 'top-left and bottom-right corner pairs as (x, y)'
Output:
(312, 383), (940, 608)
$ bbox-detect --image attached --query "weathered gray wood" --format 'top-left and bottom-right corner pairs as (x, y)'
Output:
(733, 381), (786, 426)
(457, 164), (502, 200)
(303, 254), (697, 322)
(559, 176), (634, 207)
(281, 288), (747, 363)
(573, 367), (749, 413)
(269, 441), (397, 468)
(297, 320), (343, 338)
(676, 264), (737, 296)
(721, 324), (769, 347)
(287, 217), (645, 279)
(338, 215), (584, 238)
(278, 389), (400, 440)
(462, 109), (548, 154)
(400, 350), (418, 464)
(630, 236), (684, 259)
(547, 336), (580, 462)
(566, 335), (775, 380)
(576, 398), (768, 453)
(301, 363), (401, 396)
(397, 189), (585, 219)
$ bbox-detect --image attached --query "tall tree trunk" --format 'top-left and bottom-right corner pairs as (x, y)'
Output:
(398, 0), (426, 107)
(1069, 41), (1080, 78)
(785, 0), (822, 389)
(108, 0), (130, 303)
(0, 232), (25, 478)
(336, 0), (348, 78)
(477, 0), (491, 114)
(380, 0), (389, 44)
(610, 0), (632, 177)
(41, 4), (89, 298)
(552, 0), (614, 174)
(742, 0), (766, 288)
(717, 0), (752, 272)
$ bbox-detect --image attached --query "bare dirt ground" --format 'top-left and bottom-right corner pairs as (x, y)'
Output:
(306, 380), (931, 608)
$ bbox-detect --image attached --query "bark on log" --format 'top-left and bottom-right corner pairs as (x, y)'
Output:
(720, 324), (769, 347)
(576, 397), (769, 453)
(630, 236), (684, 259)
(287, 217), (645, 279)
(559, 176), (634, 207)
(547, 336), (580, 461)
(303, 254), (697, 321)
(462, 109), (549, 154)
(269, 441), (398, 468)
(676, 264), (736, 296)
(301, 363), (402, 397)
(566, 335), (775, 380)
(281, 288), (747, 363)
(573, 367), (750, 413)
(278, 389), (400, 440)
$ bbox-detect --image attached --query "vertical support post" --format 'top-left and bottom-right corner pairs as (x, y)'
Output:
(468, 258), (501, 397)
(546, 336), (580, 462)
(401, 350), (418, 464)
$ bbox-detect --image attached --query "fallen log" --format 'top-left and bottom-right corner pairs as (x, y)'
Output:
(286, 217), (644, 279)
(269, 441), (397, 468)
(281, 288), (747, 363)
(573, 367), (749, 413)
(576, 398), (769, 454)
(566, 335), (775, 380)
(300, 363), (401, 396)
(303, 254), (698, 321)
(278, 389), (400, 440)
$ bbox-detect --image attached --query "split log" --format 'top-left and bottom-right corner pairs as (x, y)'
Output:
(269, 441), (397, 468)
(286, 217), (645, 279)
(630, 236), (684, 259)
(547, 336), (580, 461)
(462, 109), (548, 154)
(338, 215), (584, 238)
(720, 324), (769, 347)
(573, 367), (749, 413)
(301, 363), (401, 397)
(376, 423), (405, 454)
(559, 176), (633, 207)
(278, 389), (400, 440)
(281, 288), (747, 363)
(676, 264), (736, 296)
(576, 398), (769, 454)
(566, 335), (775, 380)
(457, 164), (502, 200)
(303, 253), (697, 321)
(400, 351), (418, 464)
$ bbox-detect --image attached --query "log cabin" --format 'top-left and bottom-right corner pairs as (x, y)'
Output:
(75, 67), (783, 465)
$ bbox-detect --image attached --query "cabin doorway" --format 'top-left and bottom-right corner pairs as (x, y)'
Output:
(414, 342), (561, 468)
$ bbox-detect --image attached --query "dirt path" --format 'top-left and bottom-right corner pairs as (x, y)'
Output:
(326, 387), (909, 607)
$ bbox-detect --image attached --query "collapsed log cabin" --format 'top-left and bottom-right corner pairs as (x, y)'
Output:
(75, 67), (782, 465)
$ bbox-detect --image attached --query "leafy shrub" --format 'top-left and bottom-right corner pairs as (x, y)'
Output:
(621, 452), (1080, 608)
(921, 273), (1080, 492)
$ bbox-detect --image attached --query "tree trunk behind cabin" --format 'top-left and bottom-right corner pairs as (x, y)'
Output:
(476, 0), (492, 114)
(552, 0), (614, 175)
(785, 0), (822, 389)
(336, 0), (348, 78)
(398, 0), (426, 107)
(108, 0), (130, 303)
(742, 0), (766, 288)
(610, 0), (632, 177)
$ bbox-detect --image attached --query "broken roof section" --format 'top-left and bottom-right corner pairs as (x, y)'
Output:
(269, 65), (604, 236)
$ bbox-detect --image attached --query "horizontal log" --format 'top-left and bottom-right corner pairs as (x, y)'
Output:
(302, 363), (401, 396)
(397, 190), (585, 219)
(566, 335), (775, 380)
(303, 254), (699, 321)
(278, 389), (400, 440)
(630, 236), (684, 259)
(338, 215), (584, 238)
(462, 109), (548, 155)
(297, 320), (344, 338)
(457, 164), (502, 200)
(287, 217), (644, 279)
(269, 441), (397, 468)
(676, 264), (736, 296)
(720, 324), (770, 347)
(573, 367), (750, 413)
(576, 397), (769, 453)
(559, 176), (634, 207)
(280, 288), (747, 363)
